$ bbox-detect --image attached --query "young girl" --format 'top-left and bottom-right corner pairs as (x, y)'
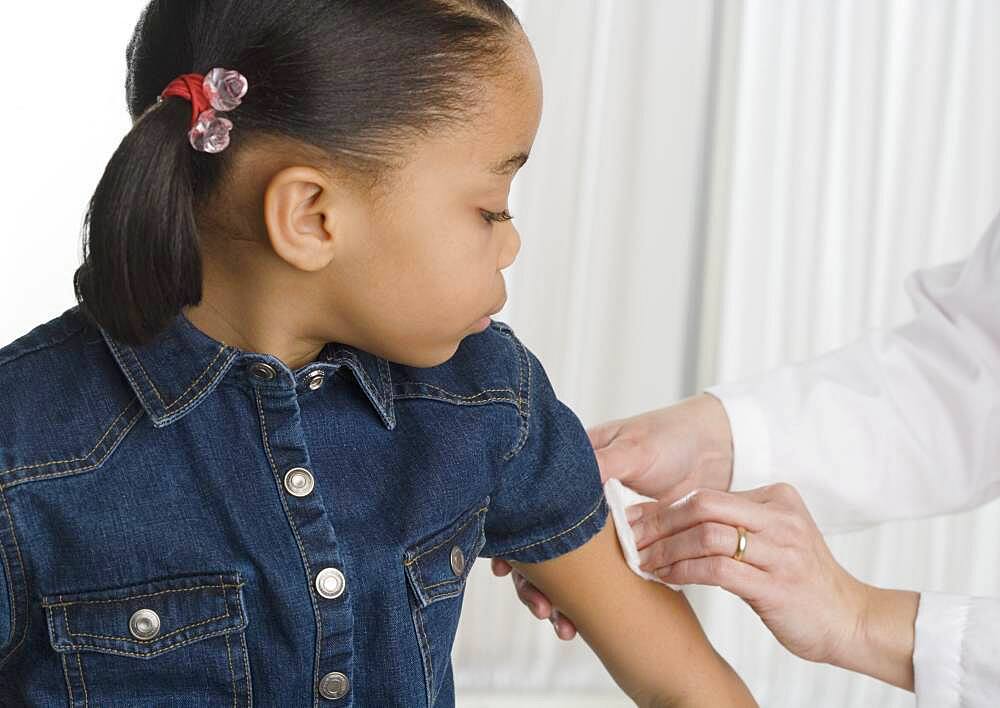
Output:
(0, 1), (755, 706)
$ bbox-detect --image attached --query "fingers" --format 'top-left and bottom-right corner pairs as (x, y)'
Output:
(510, 569), (552, 620)
(731, 482), (806, 510)
(658, 555), (769, 602)
(630, 487), (770, 550)
(626, 500), (660, 525)
(550, 610), (578, 641)
(637, 521), (779, 575)
(501, 565), (579, 640)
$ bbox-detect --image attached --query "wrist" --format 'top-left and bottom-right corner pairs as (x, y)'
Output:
(691, 393), (734, 491)
(835, 582), (918, 691)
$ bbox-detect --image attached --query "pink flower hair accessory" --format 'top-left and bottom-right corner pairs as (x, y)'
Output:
(158, 67), (249, 154)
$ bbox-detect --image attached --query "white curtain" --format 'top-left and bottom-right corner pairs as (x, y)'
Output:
(456, 0), (719, 698)
(456, 1), (1000, 706)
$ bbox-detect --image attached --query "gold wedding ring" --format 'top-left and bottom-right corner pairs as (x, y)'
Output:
(733, 526), (748, 562)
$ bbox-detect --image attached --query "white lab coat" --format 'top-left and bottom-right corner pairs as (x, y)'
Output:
(706, 211), (1000, 706)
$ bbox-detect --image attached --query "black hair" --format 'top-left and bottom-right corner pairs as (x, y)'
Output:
(74, 0), (521, 346)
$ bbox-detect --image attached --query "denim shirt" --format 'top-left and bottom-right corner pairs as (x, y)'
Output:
(0, 306), (608, 707)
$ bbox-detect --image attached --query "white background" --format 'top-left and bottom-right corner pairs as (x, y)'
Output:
(2, 1), (998, 706)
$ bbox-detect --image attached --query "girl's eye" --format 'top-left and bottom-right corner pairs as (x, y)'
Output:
(481, 209), (514, 225)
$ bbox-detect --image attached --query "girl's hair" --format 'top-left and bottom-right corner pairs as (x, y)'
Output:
(74, 0), (521, 346)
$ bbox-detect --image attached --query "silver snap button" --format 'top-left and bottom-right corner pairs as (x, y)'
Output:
(316, 567), (346, 600)
(250, 362), (276, 381)
(450, 546), (465, 576)
(129, 608), (161, 640)
(283, 467), (315, 497)
(306, 370), (325, 390)
(319, 671), (350, 700)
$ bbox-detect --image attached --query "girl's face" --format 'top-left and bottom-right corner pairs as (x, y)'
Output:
(316, 37), (543, 367)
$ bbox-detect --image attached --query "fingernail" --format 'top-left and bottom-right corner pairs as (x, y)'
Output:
(632, 527), (646, 548)
(657, 565), (673, 578)
(626, 507), (642, 524)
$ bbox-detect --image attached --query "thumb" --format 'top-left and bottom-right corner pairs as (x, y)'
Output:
(586, 419), (623, 451)
(593, 437), (641, 485)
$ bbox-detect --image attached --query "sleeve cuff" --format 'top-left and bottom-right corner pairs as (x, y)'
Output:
(704, 384), (774, 491)
(493, 493), (609, 564)
(913, 591), (969, 708)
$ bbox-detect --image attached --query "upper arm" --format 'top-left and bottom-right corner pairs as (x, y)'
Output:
(477, 326), (753, 705)
(511, 517), (756, 708)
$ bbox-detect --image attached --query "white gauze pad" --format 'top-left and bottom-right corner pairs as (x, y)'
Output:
(603, 477), (681, 591)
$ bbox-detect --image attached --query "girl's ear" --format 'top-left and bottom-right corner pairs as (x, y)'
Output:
(263, 166), (341, 272)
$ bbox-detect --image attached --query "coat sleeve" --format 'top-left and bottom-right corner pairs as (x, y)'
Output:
(706, 211), (1000, 533)
(913, 591), (1000, 707)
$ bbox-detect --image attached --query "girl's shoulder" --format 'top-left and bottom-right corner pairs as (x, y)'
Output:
(386, 319), (529, 413)
(0, 306), (92, 370)
(0, 307), (138, 486)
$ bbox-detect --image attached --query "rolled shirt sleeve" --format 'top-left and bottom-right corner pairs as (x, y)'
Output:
(913, 592), (1000, 708)
(707, 210), (1000, 534)
(479, 330), (609, 564)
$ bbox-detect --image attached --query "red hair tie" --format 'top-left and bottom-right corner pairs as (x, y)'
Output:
(157, 67), (249, 154)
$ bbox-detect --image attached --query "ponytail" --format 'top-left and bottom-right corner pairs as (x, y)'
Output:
(74, 97), (203, 346)
(75, 0), (522, 346)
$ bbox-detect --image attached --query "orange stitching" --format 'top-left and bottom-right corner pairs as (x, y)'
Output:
(0, 406), (144, 490)
(117, 341), (228, 413)
(403, 507), (488, 566)
(498, 495), (606, 555)
(51, 629), (241, 659)
(41, 581), (244, 607)
(64, 608), (229, 643)
(397, 384), (514, 401)
(0, 485), (27, 665)
(76, 651), (89, 707)
(239, 630), (253, 707)
(255, 388), (323, 697)
(0, 399), (137, 475)
(223, 578), (237, 708)
(59, 652), (74, 704)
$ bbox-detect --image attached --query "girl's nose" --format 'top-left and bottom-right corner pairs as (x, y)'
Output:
(499, 223), (522, 271)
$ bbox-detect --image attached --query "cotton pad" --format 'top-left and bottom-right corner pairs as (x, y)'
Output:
(604, 477), (681, 591)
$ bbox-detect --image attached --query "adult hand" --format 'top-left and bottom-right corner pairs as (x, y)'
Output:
(629, 482), (918, 689)
(492, 393), (736, 640)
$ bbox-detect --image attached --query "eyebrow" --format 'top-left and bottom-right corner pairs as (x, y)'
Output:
(489, 152), (530, 176)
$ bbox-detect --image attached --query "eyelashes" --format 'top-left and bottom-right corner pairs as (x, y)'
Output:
(481, 209), (514, 224)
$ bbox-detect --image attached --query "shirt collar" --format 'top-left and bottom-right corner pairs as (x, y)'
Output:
(99, 310), (396, 430)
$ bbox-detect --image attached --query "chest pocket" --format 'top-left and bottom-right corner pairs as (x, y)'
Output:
(403, 496), (489, 708)
(41, 571), (252, 708)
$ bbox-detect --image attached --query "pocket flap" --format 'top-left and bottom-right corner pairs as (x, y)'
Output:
(41, 571), (247, 658)
(404, 497), (489, 607)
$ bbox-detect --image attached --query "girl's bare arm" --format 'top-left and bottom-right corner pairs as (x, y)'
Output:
(510, 517), (756, 708)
